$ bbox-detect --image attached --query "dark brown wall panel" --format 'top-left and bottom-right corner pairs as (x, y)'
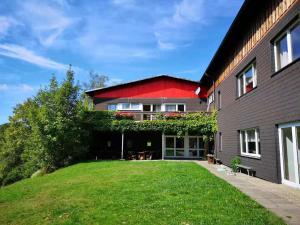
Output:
(214, 2), (300, 183)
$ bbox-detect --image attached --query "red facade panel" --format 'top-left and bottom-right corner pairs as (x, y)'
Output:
(91, 77), (207, 99)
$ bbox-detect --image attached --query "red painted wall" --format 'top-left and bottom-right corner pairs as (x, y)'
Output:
(92, 77), (207, 99)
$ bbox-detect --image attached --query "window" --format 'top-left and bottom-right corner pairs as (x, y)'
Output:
(131, 103), (140, 110)
(237, 63), (257, 97)
(153, 104), (161, 112)
(165, 103), (186, 112)
(107, 104), (117, 111)
(219, 132), (222, 152)
(274, 21), (300, 71)
(217, 91), (221, 110)
(143, 104), (151, 112)
(121, 103), (130, 110)
(178, 104), (185, 112)
(120, 103), (141, 110)
(208, 92), (214, 104)
(165, 104), (176, 112)
(188, 137), (205, 158)
(240, 128), (261, 158)
(165, 136), (185, 157)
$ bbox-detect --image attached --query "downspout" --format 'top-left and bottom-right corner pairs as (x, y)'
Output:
(121, 131), (124, 160)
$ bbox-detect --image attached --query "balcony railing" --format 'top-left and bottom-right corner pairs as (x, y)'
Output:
(115, 111), (211, 121)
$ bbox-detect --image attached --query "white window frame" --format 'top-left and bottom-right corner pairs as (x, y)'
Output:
(240, 128), (261, 158)
(278, 122), (300, 188)
(164, 136), (185, 158)
(188, 136), (205, 158)
(274, 20), (300, 71)
(118, 103), (142, 111)
(163, 103), (186, 112)
(237, 63), (257, 97)
(208, 92), (214, 104)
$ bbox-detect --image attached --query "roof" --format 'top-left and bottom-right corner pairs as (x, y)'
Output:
(85, 74), (199, 95)
(200, 0), (267, 87)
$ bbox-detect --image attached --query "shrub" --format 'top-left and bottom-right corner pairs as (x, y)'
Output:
(230, 156), (241, 172)
(164, 112), (183, 120)
(115, 112), (134, 120)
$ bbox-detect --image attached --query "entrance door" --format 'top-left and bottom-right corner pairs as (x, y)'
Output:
(278, 122), (300, 188)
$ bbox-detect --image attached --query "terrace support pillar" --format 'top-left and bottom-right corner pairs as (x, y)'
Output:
(121, 132), (124, 160)
(162, 132), (165, 160)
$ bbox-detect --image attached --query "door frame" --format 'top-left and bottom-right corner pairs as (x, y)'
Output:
(278, 122), (300, 188)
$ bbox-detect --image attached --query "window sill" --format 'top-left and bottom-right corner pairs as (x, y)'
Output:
(271, 57), (300, 78)
(240, 153), (261, 159)
(236, 86), (257, 100)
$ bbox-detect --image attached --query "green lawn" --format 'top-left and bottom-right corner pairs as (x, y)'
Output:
(0, 161), (285, 225)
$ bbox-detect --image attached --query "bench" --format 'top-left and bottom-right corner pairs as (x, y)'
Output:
(236, 164), (254, 176)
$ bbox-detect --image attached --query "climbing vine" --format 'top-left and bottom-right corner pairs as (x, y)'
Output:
(83, 110), (217, 140)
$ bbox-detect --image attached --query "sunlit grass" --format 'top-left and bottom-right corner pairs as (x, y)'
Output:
(0, 161), (285, 225)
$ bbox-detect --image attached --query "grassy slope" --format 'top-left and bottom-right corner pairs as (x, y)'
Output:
(0, 161), (285, 225)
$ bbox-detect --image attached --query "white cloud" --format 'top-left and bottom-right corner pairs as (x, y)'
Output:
(0, 84), (9, 91)
(154, 0), (242, 50)
(0, 16), (19, 37)
(0, 83), (36, 93)
(0, 44), (68, 70)
(17, 1), (75, 47)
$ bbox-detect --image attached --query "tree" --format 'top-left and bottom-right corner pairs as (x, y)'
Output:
(83, 71), (109, 90)
(34, 68), (88, 171)
(0, 67), (89, 185)
(82, 71), (109, 111)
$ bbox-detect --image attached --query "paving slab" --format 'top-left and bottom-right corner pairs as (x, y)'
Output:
(195, 161), (300, 225)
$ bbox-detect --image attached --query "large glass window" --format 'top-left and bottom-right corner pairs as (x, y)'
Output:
(291, 24), (300, 60)
(165, 104), (176, 112)
(165, 136), (185, 157)
(240, 128), (260, 158)
(120, 103), (140, 110)
(278, 123), (300, 187)
(153, 104), (161, 112)
(164, 104), (186, 112)
(107, 104), (117, 111)
(188, 137), (205, 158)
(165, 137), (175, 157)
(131, 103), (140, 110)
(143, 105), (151, 112)
(178, 104), (185, 112)
(237, 63), (257, 97)
(121, 103), (130, 110)
(274, 21), (300, 71)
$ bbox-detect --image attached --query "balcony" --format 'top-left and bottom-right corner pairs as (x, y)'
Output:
(115, 111), (209, 121)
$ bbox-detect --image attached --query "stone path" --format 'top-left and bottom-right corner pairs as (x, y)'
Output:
(195, 161), (300, 225)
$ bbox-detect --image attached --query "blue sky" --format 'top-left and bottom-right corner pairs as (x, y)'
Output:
(0, 0), (243, 124)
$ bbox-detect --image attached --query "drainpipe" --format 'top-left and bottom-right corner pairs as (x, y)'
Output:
(121, 131), (124, 160)
(162, 132), (165, 160)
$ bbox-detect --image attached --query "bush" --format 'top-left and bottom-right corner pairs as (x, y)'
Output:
(2, 167), (24, 186)
(115, 112), (134, 120)
(230, 156), (241, 172)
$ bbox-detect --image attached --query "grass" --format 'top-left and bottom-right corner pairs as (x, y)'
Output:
(0, 161), (285, 225)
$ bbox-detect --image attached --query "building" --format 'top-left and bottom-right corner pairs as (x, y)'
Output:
(86, 75), (210, 160)
(200, 0), (300, 188)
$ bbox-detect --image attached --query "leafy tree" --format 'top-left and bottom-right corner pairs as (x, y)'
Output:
(0, 67), (89, 185)
(34, 68), (88, 171)
(0, 99), (39, 185)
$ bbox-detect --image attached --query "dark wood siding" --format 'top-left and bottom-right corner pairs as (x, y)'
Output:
(214, 2), (300, 183)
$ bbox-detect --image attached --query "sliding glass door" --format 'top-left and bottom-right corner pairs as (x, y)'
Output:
(278, 122), (300, 188)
